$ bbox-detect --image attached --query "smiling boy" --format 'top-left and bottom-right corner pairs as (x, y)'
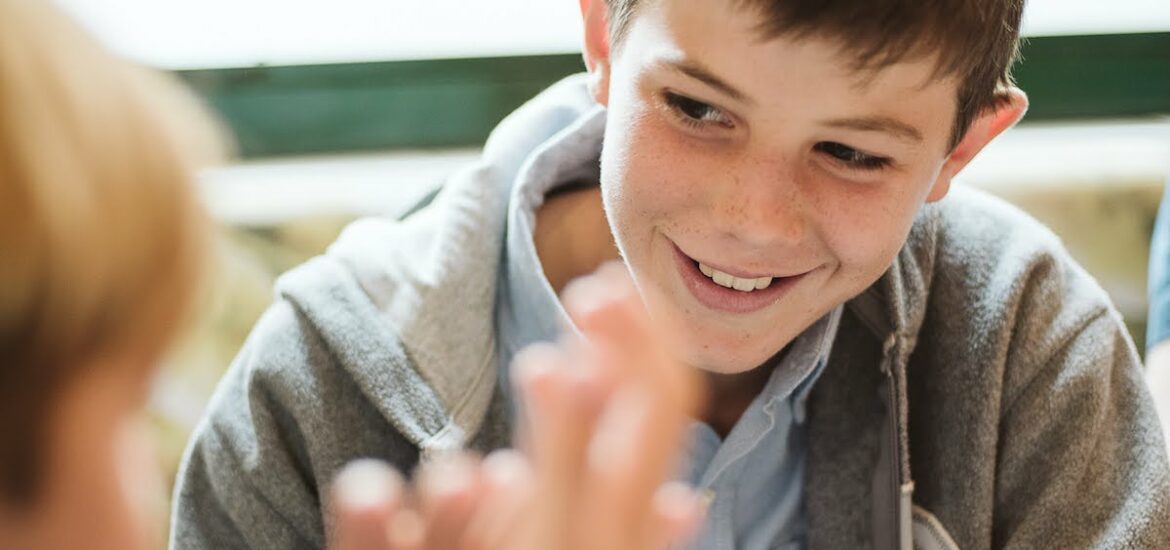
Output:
(173, 0), (1170, 548)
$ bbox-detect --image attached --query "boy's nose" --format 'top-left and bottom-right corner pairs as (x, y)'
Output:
(709, 167), (808, 248)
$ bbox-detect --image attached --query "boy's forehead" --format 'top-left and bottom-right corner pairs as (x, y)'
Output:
(622, 2), (956, 103)
(613, 1), (960, 149)
(621, 0), (958, 96)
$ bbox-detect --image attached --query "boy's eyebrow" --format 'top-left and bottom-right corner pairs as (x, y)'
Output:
(822, 117), (924, 144)
(664, 58), (923, 144)
(668, 60), (754, 106)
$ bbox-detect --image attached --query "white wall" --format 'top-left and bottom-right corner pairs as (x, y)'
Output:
(56, 0), (1170, 70)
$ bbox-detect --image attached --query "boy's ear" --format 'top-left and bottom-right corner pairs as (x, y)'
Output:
(927, 88), (1028, 203)
(579, 0), (613, 106)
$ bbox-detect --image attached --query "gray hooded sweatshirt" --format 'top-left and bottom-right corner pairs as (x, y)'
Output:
(171, 75), (1170, 550)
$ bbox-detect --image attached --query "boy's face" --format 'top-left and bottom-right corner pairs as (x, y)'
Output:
(590, 0), (999, 374)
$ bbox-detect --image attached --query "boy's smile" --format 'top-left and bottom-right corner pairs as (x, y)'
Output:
(672, 239), (815, 314)
(558, 0), (1024, 376)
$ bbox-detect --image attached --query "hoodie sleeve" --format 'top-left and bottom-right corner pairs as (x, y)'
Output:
(992, 307), (1170, 548)
(169, 299), (421, 550)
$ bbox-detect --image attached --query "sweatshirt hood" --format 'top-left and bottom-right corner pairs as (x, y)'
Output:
(275, 75), (600, 455)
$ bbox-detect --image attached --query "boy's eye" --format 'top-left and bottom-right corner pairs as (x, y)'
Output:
(664, 92), (733, 129)
(814, 141), (892, 171)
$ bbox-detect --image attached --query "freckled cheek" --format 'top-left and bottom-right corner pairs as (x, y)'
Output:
(823, 194), (920, 281)
(603, 116), (712, 225)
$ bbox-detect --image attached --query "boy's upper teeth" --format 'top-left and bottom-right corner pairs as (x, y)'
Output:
(698, 262), (773, 292)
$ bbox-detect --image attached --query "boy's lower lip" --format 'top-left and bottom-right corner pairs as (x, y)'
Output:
(670, 242), (806, 314)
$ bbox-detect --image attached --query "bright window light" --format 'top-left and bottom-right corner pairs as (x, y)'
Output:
(55, 0), (583, 69)
(57, 0), (1170, 70)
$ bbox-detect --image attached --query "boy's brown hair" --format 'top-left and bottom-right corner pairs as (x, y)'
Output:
(0, 0), (225, 506)
(603, 0), (1026, 148)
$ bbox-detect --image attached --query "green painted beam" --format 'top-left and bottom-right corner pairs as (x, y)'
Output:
(177, 32), (1170, 158)
(1014, 32), (1170, 121)
(179, 55), (586, 157)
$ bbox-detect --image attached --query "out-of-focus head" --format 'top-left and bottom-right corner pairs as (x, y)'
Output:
(0, 1), (226, 548)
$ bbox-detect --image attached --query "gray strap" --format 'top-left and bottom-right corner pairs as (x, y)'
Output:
(872, 369), (914, 550)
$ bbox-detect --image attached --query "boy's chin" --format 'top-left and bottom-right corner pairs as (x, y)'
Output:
(674, 344), (780, 376)
(690, 362), (768, 376)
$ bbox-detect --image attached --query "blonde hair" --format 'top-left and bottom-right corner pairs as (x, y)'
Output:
(0, 0), (227, 504)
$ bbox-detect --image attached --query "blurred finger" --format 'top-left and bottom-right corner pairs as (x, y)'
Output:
(417, 453), (483, 550)
(329, 460), (404, 550)
(458, 450), (537, 550)
(580, 389), (670, 547)
(562, 263), (700, 417)
(512, 343), (607, 543)
(652, 481), (705, 550)
(561, 262), (647, 365)
(386, 509), (426, 550)
(582, 372), (698, 549)
(560, 263), (702, 548)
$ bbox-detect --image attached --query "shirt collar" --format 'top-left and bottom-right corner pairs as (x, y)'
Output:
(782, 306), (842, 424)
(497, 107), (607, 363)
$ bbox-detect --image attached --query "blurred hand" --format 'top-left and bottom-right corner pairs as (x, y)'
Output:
(327, 262), (703, 550)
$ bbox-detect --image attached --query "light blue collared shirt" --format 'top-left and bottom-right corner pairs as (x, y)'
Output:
(493, 107), (842, 550)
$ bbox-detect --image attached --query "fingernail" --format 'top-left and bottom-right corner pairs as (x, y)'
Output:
(511, 344), (559, 393)
(421, 454), (475, 499)
(334, 459), (401, 509)
(562, 273), (612, 315)
(481, 450), (529, 487)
